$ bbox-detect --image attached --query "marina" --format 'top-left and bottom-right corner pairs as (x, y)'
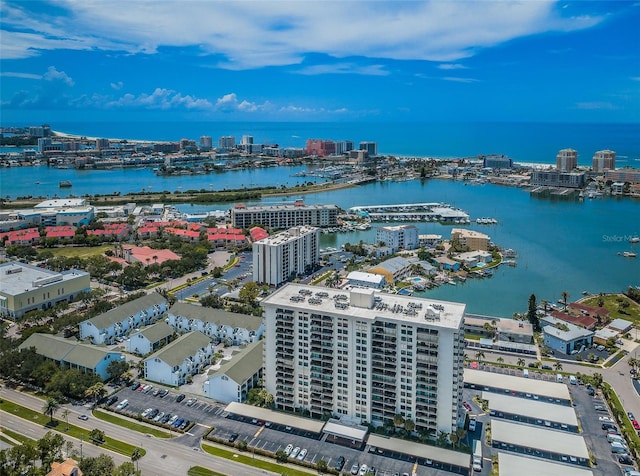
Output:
(349, 202), (470, 224)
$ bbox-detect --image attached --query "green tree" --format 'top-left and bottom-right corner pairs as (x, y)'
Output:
(37, 431), (64, 470)
(527, 293), (541, 331)
(130, 447), (143, 471)
(317, 459), (328, 474)
(106, 360), (130, 381)
(85, 382), (107, 407)
(275, 450), (288, 463)
(61, 409), (70, 430)
(553, 361), (563, 372)
(79, 454), (115, 476)
(393, 413), (405, 431)
(404, 419), (415, 433)
(561, 291), (569, 310)
(474, 351), (485, 364)
(42, 397), (60, 424)
(88, 428), (105, 444)
(496, 357), (504, 364)
(113, 461), (141, 476)
(517, 358), (526, 367)
(238, 282), (259, 305)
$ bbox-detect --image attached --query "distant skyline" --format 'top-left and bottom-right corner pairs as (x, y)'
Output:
(1, 1), (639, 125)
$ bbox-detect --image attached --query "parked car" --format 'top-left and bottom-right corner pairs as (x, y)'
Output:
(350, 463), (360, 475)
(619, 454), (635, 465)
(468, 418), (477, 432)
(284, 444), (293, 456)
(333, 456), (346, 471)
(116, 399), (129, 410)
(628, 412), (635, 420)
(186, 398), (197, 406)
(541, 365), (552, 370)
(153, 412), (165, 422)
(179, 420), (190, 430)
(290, 447), (300, 458)
(173, 418), (184, 428)
(105, 396), (118, 406)
(130, 382), (140, 391)
(141, 408), (153, 418)
(594, 404), (607, 412)
(167, 415), (179, 425)
(462, 401), (472, 411)
(599, 416), (613, 422)
(176, 394), (186, 403)
(161, 414), (173, 424)
(158, 389), (169, 397)
(358, 464), (368, 476)
(142, 385), (153, 394)
(633, 420), (640, 430)
(228, 433), (239, 443)
(297, 448), (308, 460)
(602, 422), (617, 431)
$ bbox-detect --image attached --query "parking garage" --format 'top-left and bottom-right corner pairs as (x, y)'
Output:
(464, 368), (572, 405)
(497, 452), (594, 476)
(224, 402), (325, 439)
(367, 434), (471, 475)
(483, 392), (579, 432)
(322, 420), (369, 449)
(490, 419), (590, 467)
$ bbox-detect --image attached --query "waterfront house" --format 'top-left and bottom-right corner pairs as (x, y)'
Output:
(607, 318), (633, 335)
(126, 321), (175, 356)
(79, 293), (167, 345)
(203, 340), (263, 403)
(367, 256), (413, 284)
(19, 333), (124, 380)
(144, 331), (214, 386)
(550, 310), (597, 330)
(167, 302), (263, 345)
(431, 256), (461, 272)
(541, 316), (594, 355)
(346, 271), (386, 289)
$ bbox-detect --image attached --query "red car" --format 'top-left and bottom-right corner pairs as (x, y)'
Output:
(632, 420), (640, 430)
(463, 401), (472, 412)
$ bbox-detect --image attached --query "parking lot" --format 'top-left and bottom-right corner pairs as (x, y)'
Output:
(105, 384), (463, 476)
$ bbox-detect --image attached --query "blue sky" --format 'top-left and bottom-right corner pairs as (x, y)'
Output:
(1, 0), (639, 124)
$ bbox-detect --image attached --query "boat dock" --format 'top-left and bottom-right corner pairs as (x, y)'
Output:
(349, 202), (470, 223)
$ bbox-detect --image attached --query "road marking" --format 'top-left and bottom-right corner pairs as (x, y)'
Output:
(254, 426), (264, 438)
(412, 461), (418, 475)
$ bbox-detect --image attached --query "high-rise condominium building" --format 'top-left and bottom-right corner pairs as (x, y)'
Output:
(556, 148), (578, 172)
(231, 201), (338, 229)
(252, 226), (320, 286)
(376, 225), (419, 252)
(218, 136), (236, 151)
(262, 284), (466, 435)
(200, 136), (213, 150)
(359, 141), (378, 157)
(592, 150), (616, 173)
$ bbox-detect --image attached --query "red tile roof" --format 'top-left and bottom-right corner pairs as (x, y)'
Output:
(568, 302), (609, 317)
(550, 310), (597, 329)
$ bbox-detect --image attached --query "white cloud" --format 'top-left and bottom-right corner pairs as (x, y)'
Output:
(442, 76), (480, 84)
(43, 66), (74, 86)
(0, 72), (42, 79)
(214, 93), (270, 113)
(107, 88), (212, 110)
(110, 81), (124, 90)
(575, 101), (616, 110)
(437, 64), (467, 70)
(296, 63), (389, 76)
(1, 1), (604, 69)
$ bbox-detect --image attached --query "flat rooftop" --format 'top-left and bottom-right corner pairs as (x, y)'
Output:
(483, 392), (578, 426)
(498, 452), (593, 476)
(491, 419), (589, 459)
(256, 226), (317, 245)
(0, 261), (88, 296)
(261, 283), (465, 330)
(368, 434), (470, 468)
(224, 402), (325, 434)
(464, 368), (571, 401)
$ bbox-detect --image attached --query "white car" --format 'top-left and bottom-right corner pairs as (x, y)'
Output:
(284, 444), (293, 456)
(116, 399), (128, 410)
(599, 416), (613, 422)
(359, 464), (368, 476)
(296, 448), (307, 460)
(290, 447), (300, 458)
(167, 415), (179, 425)
(141, 408), (153, 418)
(153, 412), (165, 422)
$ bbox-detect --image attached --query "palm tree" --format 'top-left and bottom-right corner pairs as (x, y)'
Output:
(42, 398), (60, 424)
(61, 409), (70, 430)
(474, 351), (485, 364)
(85, 382), (107, 408)
(541, 299), (549, 315)
(496, 357), (504, 365)
(517, 358), (526, 368)
(553, 361), (563, 372)
(393, 413), (405, 431)
(131, 447), (143, 471)
(561, 291), (569, 310)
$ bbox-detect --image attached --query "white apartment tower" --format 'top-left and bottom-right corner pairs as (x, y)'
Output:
(376, 225), (419, 252)
(200, 136), (213, 150)
(556, 148), (578, 172)
(592, 149), (616, 173)
(253, 226), (320, 286)
(262, 284), (466, 435)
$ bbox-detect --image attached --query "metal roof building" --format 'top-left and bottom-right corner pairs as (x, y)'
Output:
(498, 452), (593, 476)
(483, 392), (578, 431)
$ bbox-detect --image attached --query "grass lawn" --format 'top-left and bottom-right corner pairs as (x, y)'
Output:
(49, 245), (114, 258)
(581, 294), (640, 325)
(188, 467), (228, 476)
(201, 443), (315, 476)
(92, 409), (171, 438)
(0, 399), (145, 457)
(1, 426), (35, 445)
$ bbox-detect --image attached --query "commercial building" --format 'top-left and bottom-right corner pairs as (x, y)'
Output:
(375, 224), (419, 252)
(463, 316), (533, 344)
(125, 321), (174, 356)
(490, 419), (590, 467)
(0, 261), (90, 318)
(592, 149), (615, 172)
(605, 168), (640, 184)
(203, 340), (264, 403)
(19, 333), (124, 381)
(231, 201), (338, 229)
(305, 139), (336, 157)
(262, 283), (466, 436)
(530, 170), (585, 188)
(556, 148), (578, 171)
(450, 228), (490, 251)
(541, 316), (594, 355)
(483, 155), (513, 169)
(79, 293), (168, 345)
(167, 302), (263, 345)
(143, 331), (214, 387)
(359, 141), (378, 157)
(252, 226), (320, 286)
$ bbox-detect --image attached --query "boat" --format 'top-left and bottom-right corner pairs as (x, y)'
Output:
(59, 180), (72, 188)
(630, 236), (640, 244)
(623, 251), (637, 258)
